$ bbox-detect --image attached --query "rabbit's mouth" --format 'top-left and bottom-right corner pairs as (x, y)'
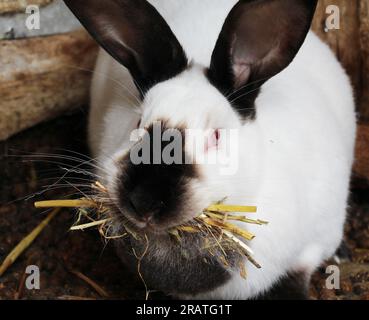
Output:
(112, 200), (202, 237)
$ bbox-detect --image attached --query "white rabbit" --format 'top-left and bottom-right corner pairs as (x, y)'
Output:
(64, 0), (356, 299)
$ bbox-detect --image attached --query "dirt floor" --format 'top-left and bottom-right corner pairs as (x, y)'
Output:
(0, 111), (368, 300)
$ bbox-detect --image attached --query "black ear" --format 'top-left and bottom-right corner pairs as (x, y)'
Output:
(208, 0), (318, 118)
(63, 0), (188, 94)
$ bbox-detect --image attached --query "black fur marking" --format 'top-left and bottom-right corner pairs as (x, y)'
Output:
(117, 121), (197, 229)
(64, 0), (188, 94)
(257, 271), (310, 300)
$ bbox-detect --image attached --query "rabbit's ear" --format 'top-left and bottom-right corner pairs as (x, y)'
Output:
(64, 0), (188, 94)
(208, 0), (318, 117)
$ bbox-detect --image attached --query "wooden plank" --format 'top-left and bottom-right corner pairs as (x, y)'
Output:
(359, 1), (369, 122)
(312, 0), (369, 123)
(0, 29), (98, 141)
(0, 1), (81, 40)
(354, 124), (369, 181)
(0, 0), (53, 14)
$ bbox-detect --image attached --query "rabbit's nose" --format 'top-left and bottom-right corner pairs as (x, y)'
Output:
(128, 186), (162, 221)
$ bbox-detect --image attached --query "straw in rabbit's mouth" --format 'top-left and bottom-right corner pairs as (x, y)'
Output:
(34, 181), (268, 276)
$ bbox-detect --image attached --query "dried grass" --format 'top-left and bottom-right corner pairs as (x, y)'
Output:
(0, 208), (59, 277)
(34, 182), (268, 277)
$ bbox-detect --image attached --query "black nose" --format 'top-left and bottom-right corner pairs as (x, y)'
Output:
(128, 185), (162, 220)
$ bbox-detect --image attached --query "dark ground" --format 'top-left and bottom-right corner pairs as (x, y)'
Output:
(0, 111), (368, 300)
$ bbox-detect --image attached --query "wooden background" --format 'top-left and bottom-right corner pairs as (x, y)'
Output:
(0, 0), (98, 141)
(0, 0), (52, 14)
(313, 0), (369, 122)
(312, 0), (369, 181)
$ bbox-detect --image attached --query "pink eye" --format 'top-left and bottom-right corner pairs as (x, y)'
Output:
(206, 129), (221, 151)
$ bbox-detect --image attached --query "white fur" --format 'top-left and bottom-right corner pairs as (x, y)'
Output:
(89, 0), (356, 299)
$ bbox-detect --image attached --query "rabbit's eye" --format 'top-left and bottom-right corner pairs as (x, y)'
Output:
(206, 129), (221, 151)
(136, 119), (141, 129)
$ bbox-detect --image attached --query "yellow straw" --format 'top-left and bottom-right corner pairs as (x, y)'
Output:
(0, 208), (59, 277)
(34, 199), (96, 209)
(206, 204), (257, 213)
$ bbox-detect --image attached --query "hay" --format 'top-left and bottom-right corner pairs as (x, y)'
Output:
(34, 182), (268, 276)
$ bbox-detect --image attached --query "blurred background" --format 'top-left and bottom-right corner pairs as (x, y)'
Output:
(0, 0), (368, 300)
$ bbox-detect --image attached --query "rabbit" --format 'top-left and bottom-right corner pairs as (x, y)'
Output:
(63, 0), (356, 299)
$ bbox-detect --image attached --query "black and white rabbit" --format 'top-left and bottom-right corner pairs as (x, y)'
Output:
(64, 0), (356, 299)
